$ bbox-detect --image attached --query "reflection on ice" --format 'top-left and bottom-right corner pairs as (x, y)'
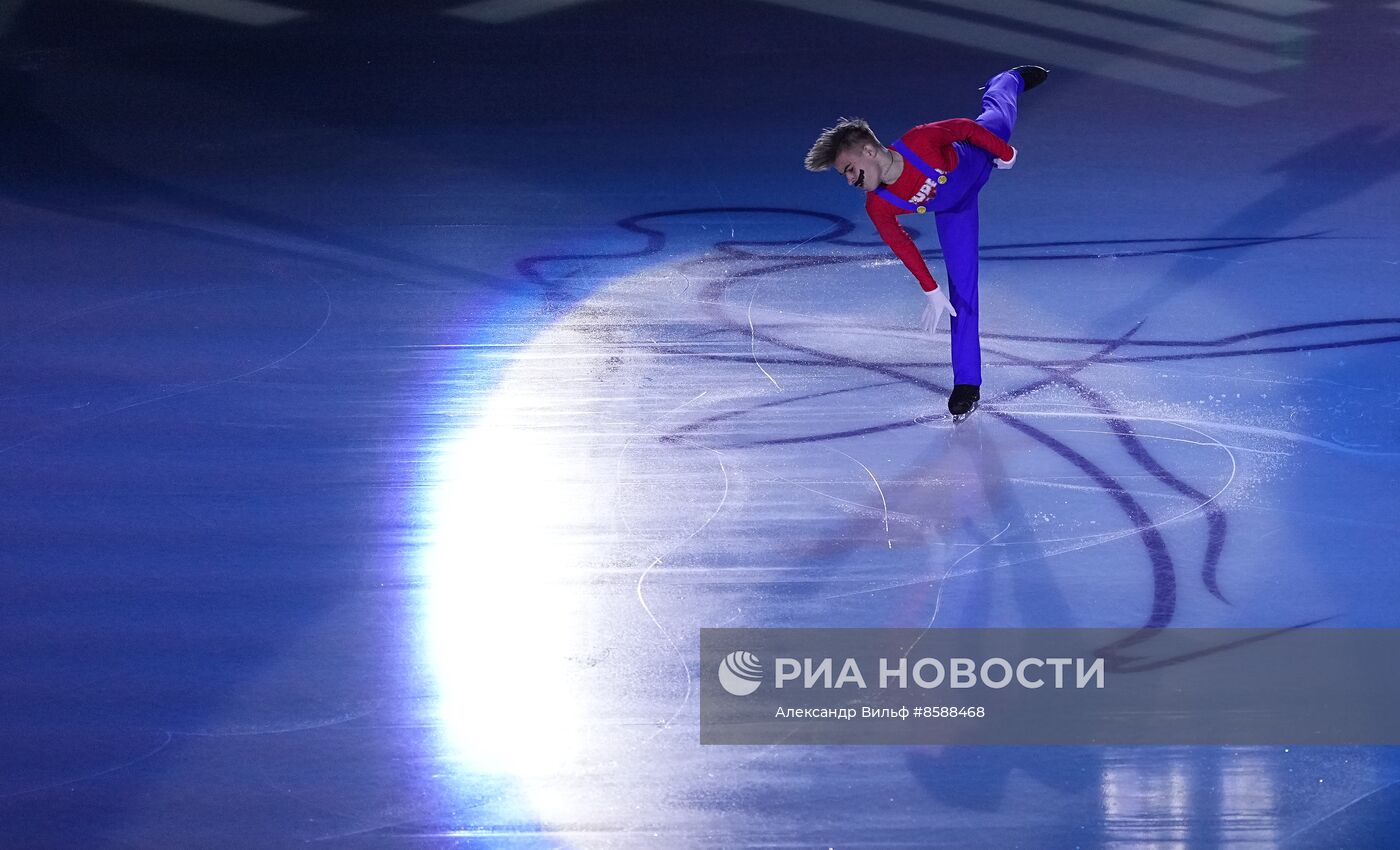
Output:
(422, 387), (597, 785)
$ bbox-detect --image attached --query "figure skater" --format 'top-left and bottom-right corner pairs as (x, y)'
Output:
(804, 66), (1048, 419)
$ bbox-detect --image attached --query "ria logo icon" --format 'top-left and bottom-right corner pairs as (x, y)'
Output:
(718, 651), (763, 696)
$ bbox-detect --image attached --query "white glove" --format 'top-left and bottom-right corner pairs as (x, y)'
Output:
(920, 287), (957, 335)
(993, 146), (1017, 169)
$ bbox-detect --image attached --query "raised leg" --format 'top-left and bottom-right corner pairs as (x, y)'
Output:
(976, 69), (1022, 142)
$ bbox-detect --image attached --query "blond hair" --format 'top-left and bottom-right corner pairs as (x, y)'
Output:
(804, 117), (882, 171)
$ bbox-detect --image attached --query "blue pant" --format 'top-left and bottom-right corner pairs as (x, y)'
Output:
(931, 69), (1021, 386)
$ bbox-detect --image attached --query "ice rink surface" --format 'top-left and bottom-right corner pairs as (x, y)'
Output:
(2, 0), (1399, 847)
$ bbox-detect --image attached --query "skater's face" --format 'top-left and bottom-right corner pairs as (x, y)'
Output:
(835, 143), (881, 192)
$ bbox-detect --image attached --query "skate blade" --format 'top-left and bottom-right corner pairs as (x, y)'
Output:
(951, 401), (980, 423)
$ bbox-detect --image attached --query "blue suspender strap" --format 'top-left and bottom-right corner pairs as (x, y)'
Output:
(876, 187), (917, 211)
(891, 139), (942, 182)
(876, 139), (945, 212)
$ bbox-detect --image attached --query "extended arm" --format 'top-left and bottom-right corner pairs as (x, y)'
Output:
(869, 204), (939, 292)
(868, 203), (958, 335)
(904, 118), (1016, 171)
(928, 117), (1015, 163)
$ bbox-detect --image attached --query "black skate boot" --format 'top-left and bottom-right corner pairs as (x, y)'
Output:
(1012, 65), (1049, 91)
(982, 65), (1048, 92)
(948, 384), (980, 420)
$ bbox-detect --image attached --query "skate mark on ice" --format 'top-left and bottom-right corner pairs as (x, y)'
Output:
(910, 523), (1012, 647)
(623, 391), (731, 738)
(827, 447), (892, 549)
(0, 283), (332, 458)
(0, 731), (174, 801)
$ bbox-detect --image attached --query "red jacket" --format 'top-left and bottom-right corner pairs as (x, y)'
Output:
(864, 119), (1014, 292)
